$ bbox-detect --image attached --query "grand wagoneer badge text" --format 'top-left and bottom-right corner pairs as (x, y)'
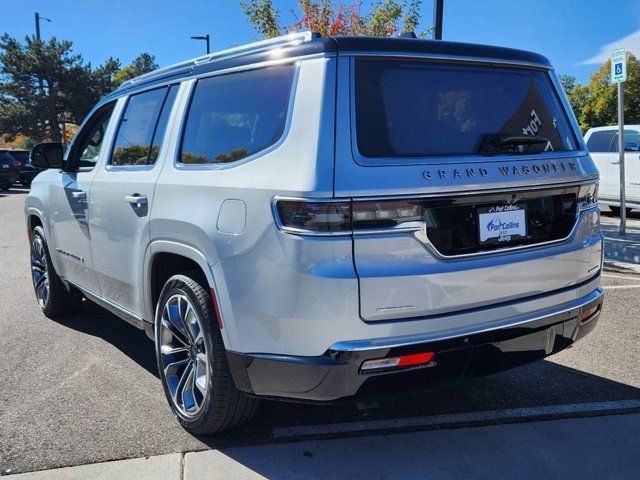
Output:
(422, 161), (578, 181)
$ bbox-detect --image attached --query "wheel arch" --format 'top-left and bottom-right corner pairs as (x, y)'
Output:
(144, 241), (233, 347)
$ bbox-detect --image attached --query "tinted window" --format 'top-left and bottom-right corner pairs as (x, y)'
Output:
(587, 131), (615, 152)
(180, 65), (295, 165)
(112, 87), (168, 166)
(611, 130), (640, 152)
(73, 102), (115, 168)
(355, 59), (578, 159)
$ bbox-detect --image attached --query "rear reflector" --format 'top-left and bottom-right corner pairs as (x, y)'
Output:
(361, 352), (435, 373)
(579, 305), (599, 323)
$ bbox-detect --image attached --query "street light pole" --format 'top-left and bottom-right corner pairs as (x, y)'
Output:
(190, 34), (210, 55)
(34, 12), (51, 41)
(433, 0), (444, 40)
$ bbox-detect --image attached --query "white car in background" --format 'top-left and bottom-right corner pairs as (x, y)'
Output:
(585, 125), (640, 215)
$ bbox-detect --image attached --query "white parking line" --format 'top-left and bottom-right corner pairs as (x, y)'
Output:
(604, 285), (640, 290)
(602, 274), (640, 281)
(271, 399), (640, 438)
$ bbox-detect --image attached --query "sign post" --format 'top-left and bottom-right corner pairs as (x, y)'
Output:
(611, 48), (627, 234)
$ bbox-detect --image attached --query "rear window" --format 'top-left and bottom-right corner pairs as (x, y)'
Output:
(180, 65), (295, 165)
(355, 58), (578, 159)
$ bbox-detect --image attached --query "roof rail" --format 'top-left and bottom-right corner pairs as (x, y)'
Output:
(118, 31), (320, 91)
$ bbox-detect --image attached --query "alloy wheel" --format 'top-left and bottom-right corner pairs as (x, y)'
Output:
(159, 293), (210, 418)
(31, 235), (49, 308)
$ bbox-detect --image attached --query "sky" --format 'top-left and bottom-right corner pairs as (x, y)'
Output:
(1, 0), (640, 83)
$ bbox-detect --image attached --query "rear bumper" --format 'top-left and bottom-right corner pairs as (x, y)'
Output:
(227, 287), (604, 402)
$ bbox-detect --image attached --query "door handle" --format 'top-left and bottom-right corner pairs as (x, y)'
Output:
(71, 190), (86, 200)
(125, 194), (148, 206)
(611, 161), (620, 165)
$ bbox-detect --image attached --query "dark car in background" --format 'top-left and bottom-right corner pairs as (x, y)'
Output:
(0, 150), (19, 190)
(3, 149), (41, 187)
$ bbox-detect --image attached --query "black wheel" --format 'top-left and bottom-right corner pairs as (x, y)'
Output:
(30, 226), (73, 318)
(609, 206), (632, 216)
(155, 272), (259, 434)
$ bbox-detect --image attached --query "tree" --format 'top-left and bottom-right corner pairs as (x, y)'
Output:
(560, 54), (640, 133)
(241, 0), (431, 39)
(113, 53), (159, 85)
(0, 34), (158, 142)
(0, 34), (95, 142)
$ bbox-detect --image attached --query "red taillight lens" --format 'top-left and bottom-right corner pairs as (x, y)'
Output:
(273, 198), (428, 235)
(13, 160), (21, 167)
(274, 200), (351, 234)
(579, 305), (599, 323)
(361, 352), (435, 373)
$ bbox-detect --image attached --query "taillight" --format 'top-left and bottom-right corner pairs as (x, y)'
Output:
(273, 199), (351, 235)
(361, 352), (435, 373)
(13, 159), (21, 167)
(273, 198), (427, 235)
(578, 183), (598, 209)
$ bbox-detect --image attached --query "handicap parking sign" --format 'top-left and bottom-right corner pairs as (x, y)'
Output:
(611, 48), (627, 83)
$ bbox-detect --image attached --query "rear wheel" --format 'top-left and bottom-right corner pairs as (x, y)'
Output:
(155, 273), (259, 434)
(30, 226), (73, 318)
(609, 206), (632, 216)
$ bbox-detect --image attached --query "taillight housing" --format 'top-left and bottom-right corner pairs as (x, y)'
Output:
(578, 183), (598, 210)
(273, 199), (351, 235)
(273, 198), (426, 236)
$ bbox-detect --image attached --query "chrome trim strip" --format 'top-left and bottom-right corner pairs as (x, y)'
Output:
(65, 278), (145, 329)
(329, 287), (605, 352)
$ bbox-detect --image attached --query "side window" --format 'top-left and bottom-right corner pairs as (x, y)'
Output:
(70, 102), (116, 169)
(612, 130), (640, 152)
(586, 131), (615, 153)
(180, 64), (295, 165)
(111, 87), (173, 166)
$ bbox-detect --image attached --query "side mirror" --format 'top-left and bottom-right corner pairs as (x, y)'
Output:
(30, 143), (65, 169)
(624, 141), (640, 152)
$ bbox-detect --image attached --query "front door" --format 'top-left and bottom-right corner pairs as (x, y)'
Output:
(48, 102), (116, 294)
(89, 85), (179, 317)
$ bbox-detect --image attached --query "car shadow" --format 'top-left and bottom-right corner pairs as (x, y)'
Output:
(52, 295), (640, 457)
(52, 298), (158, 377)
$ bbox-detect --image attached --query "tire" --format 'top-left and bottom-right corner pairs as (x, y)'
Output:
(30, 226), (73, 318)
(155, 272), (259, 434)
(609, 206), (632, 216)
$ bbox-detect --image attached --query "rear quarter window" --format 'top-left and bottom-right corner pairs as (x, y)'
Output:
(180, 64), (295, 165)
(355, 58), (578, 159)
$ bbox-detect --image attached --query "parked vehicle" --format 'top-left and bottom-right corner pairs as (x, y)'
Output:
(25, 32), (604, 434)
(0, 150), (19, 190)
(7, 149), (41, 187)
(584, 125), (640, 216)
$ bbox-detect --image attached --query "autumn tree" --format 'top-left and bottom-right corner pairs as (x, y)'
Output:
(560, 54), (640, 133)
(241, 0), (431, 39)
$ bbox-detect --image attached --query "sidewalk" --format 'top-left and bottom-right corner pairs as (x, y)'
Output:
(8, 413), (640, 479)
(601, 216), (640, 272)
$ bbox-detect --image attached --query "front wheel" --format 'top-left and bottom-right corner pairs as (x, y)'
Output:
(30, 226), (73, 318)
(155, 273), (259, 434)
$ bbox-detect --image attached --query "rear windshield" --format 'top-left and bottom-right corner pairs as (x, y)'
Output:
(354, 58), (578, 159)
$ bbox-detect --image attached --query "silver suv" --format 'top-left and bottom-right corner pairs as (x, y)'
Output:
(25, 32), (604, 434)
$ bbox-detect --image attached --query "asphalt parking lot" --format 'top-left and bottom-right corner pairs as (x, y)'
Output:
(1, 189), (639, 476)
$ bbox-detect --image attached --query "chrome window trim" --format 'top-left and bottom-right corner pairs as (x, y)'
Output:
(173, 61), (302, 171)
(347, 56), (587, 167)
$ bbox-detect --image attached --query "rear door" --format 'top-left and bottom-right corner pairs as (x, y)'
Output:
(614, 129), (640, 203)
(89, 84), (179, 317)
(334, 56), (600, 321)
(586, 129), (617, 201)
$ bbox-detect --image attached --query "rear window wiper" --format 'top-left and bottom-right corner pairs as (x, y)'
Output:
(479, 133), (550, 155)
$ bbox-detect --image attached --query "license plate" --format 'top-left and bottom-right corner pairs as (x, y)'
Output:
(478, 205), (527, 244)
(1, 164), (9, 169)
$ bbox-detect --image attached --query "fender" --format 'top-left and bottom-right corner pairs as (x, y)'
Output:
(144, 240), (237, 349)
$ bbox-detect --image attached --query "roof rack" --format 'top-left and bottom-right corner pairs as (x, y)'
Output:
(117, 31), (319, 91)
